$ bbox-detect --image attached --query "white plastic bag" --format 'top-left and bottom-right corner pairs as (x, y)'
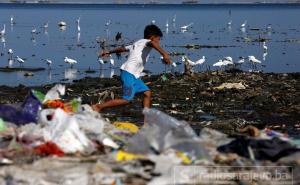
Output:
(42, 108), (94, 154)
(43, 84), (66, 103)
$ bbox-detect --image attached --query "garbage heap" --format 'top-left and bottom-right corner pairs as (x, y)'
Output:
(0, 84), (299, 185)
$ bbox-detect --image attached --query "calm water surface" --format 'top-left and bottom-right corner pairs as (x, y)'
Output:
(0, 4), (299, 86)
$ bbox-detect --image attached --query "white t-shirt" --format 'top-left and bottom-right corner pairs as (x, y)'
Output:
(120, 39), (152, 78)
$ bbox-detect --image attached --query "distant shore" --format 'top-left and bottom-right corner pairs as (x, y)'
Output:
(0, 1), (300, 5)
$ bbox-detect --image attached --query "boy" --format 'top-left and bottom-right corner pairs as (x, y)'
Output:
(92, 25), (172, 112)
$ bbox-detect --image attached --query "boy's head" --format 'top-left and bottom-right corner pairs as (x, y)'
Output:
(144, 25), (163, 40)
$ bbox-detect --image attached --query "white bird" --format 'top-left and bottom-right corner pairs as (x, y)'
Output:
(222, 59), (234, 66)
(181, 23), (193, 30)
(16, 56), (25, 66)
(248, 56), (261, 64)
(263, 42), (268, 51)
(98, 58), (104, 65)
(110, 56), (115, 67)
(64, 57), (77, 67)
(58, 21), (67, 27)
(172, 14), (176, 23)
(213, 60), (225, 68)
(43, 22), (49, 29)
(266, 24), (272, 31)
(10, 16), (14, 25)
(241, 20), (247, 28)
(222, 56), (234, 67)
(183, 56), (206, 66)
(223, 56), (233, 62)
(172, 62), (177, 67)
(195, 56), (206, 65)
(151, 20), (156, 25)
(31, 28), (37, 34)
(0, 24), (6, 36)
(46, 59), (52, 67)
(8, 48), (13, 54)
(236, 57), (245, 64)
(227, 20), (232, 26)
(105, 20), (111, 26)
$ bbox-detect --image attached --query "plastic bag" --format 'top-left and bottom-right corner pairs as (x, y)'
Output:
(0, 90), (41, 125)
(42, 108), (94, 154)
(43, 84), (65, 103)
(126, 108), (210, 160)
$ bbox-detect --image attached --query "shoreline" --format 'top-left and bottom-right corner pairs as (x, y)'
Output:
(1, 2), (300, 6)
(1, 70), (299, 137)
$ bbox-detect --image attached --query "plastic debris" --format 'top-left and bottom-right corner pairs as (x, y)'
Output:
(43, 84), (65, 103)
(0, 83), (298, 184)
(113, 121), (139, 134)
(126, 108), (210, 161)
(0, 118), (7, 131)
(0, 90), (42, 125)
(34, 142), (65, 157)
(115, 150), (146, 162)
(214, 82), (247, 90)
(42, 108), (95, 154)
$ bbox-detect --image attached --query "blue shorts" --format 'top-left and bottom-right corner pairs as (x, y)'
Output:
(121, 70), (150, 101)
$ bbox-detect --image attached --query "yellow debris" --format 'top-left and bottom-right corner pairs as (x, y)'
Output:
(176, 151), (191, 165)
(113, 121), (139, 134)
(115, 150), (145, 162)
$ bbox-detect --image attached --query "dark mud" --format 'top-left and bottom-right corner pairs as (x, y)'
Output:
(0, 71), (299, 136)
(0, 67), (46, 72)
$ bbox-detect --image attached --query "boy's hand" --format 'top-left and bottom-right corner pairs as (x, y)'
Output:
(99, 50), (110, 57)
(162, 55), (172, 65)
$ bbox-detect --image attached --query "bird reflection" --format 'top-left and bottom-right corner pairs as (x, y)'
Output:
(110, 68), (115, 78)
(59, 25), (66, 31)
(48, 70), (52, 81)
(64, 68), (78, 80)
(8, 59), (14, 68)
(1, 37), (6, 48)
(77, 32), (80, 43)
(263, 52), (268, 61)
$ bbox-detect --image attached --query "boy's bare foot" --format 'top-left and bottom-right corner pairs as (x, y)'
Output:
(92, 104), (103, 112)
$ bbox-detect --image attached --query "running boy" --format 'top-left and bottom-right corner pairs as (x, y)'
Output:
(92, 24), (172, 112)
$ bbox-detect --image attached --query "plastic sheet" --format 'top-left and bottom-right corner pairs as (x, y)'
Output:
(0, 91), (41, 125)
(42, 108), (95, 154)
(126, 108), (210, 160)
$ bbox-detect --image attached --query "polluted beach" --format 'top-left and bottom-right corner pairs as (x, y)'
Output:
(0, 1), (300, 185)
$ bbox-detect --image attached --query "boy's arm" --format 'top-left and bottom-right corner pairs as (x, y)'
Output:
(149, 40), (172, 65)
(99, 46), (129, 57)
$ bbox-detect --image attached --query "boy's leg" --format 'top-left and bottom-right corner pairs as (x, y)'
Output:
(143, 90), (151, 108)
(92, 99), (129, 112)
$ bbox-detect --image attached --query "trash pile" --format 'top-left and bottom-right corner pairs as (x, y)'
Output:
(0, 84), (299, 184)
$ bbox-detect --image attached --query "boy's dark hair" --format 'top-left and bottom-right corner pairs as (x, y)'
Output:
(144, 25), (163, 39)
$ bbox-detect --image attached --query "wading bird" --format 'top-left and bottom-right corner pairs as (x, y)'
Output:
(76, 17), (80, 32)
(16, 56), (25, 67)
(8, 49), (13, 59)
(241, 20), (247, 28)
(46, 59), (52, 68)
(64, 57), (77, 68)
(248, 55), (261, 69)
(181, 23), (193, 30)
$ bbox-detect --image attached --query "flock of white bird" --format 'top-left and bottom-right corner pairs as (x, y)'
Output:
(0, 16), (87, 69)
(0, 14), (268, 72)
